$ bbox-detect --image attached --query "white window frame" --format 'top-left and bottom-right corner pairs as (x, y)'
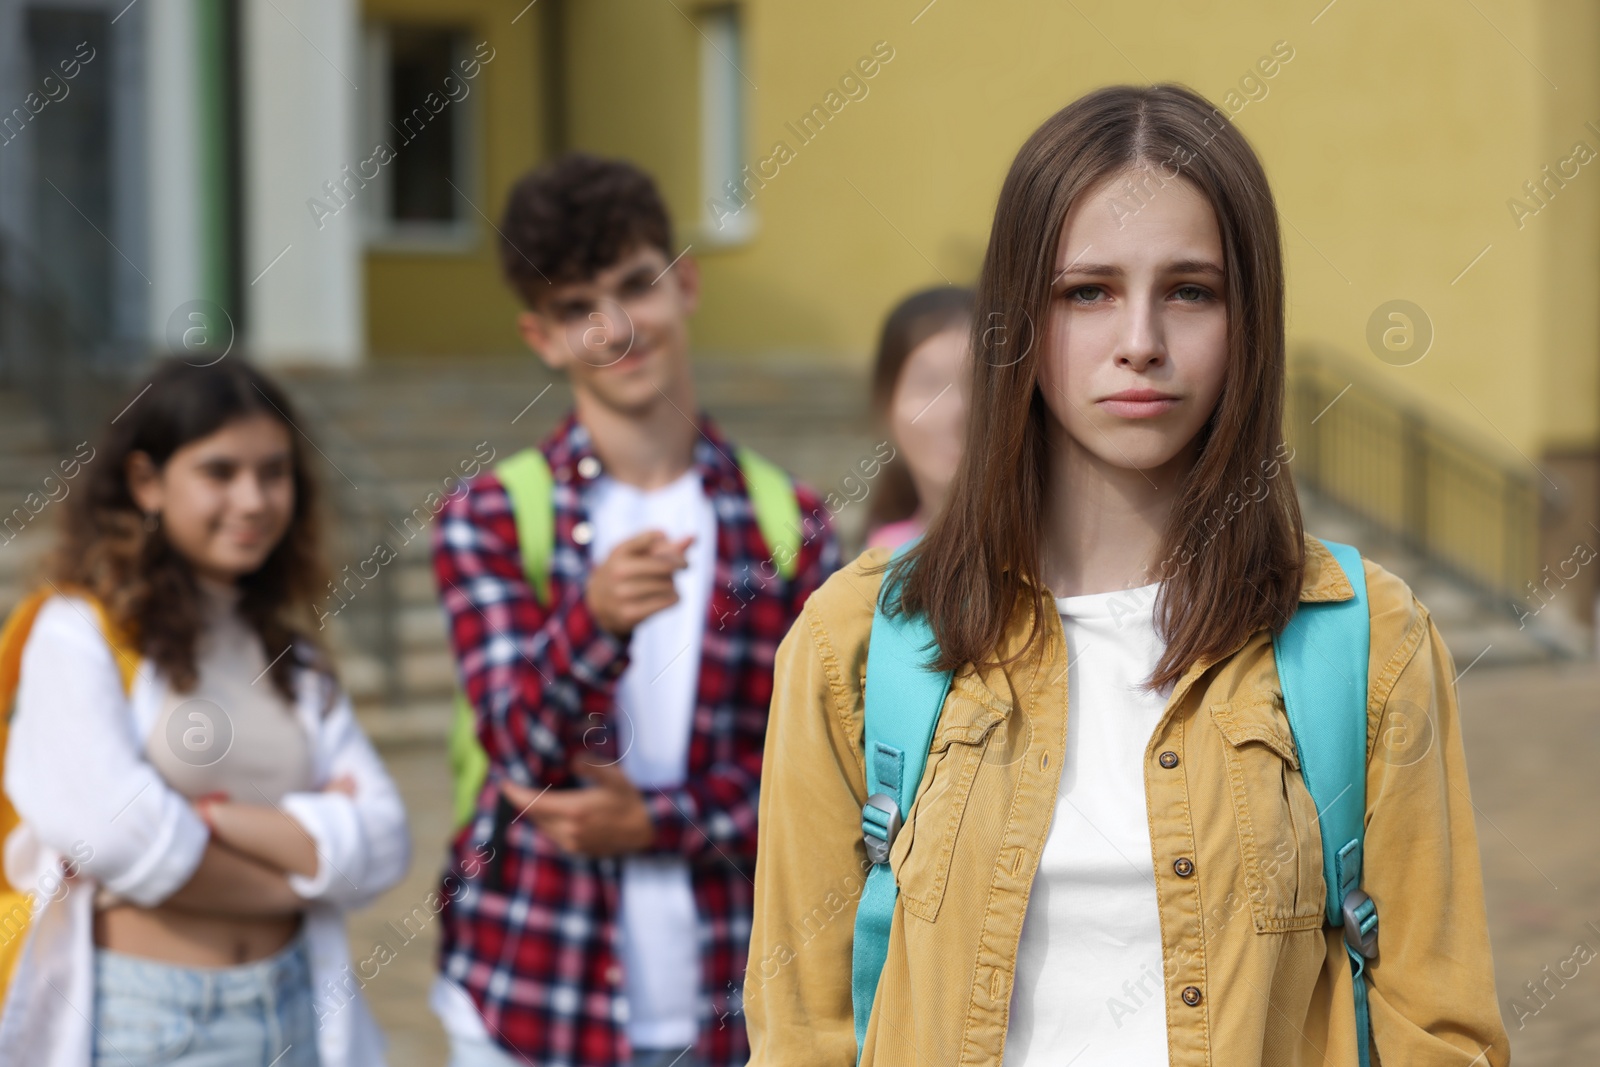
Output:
(697, 5), (755, 246)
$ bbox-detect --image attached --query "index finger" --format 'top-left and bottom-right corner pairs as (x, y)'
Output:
(653, 535), (695, 565)
(610, 529), (669, 557)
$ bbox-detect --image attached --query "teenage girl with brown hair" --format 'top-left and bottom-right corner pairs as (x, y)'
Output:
(748, 85), (1508, 1067)
(0, 359), (410, 1067)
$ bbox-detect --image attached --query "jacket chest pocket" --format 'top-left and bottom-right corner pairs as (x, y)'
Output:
(1210, 698), (1327, 933)
(890, 682), (1009, 924)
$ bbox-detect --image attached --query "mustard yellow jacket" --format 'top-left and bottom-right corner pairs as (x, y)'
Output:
(746, 537), (1509, 1066)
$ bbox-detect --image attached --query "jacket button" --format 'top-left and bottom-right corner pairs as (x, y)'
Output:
(1173, 857), (1195, 877)
(577, 456), (602, 480)
(573, 521), (594, 545)
(1182, 985), (1202, 1006)
(1158, 750), (1179, 769)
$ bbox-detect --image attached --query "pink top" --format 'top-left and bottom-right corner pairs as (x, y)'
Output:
(866, 516), (925, 552)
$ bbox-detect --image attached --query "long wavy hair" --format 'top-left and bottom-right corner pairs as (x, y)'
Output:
(49, 359), (332, 702)
(893, 84), (1305, 691)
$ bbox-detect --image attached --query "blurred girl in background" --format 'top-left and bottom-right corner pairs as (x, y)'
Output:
(0, 359), (410, 1067)
(865, 286), (975, 550)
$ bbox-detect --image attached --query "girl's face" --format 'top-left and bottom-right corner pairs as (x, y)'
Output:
(1036, 167), (1229, 478)
(127, 414), (296, 585)
(890, 325), (970, 511)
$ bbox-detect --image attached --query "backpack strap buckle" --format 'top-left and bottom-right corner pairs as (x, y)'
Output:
(1341, 887), (1379, 959)
(861, 793), (902, 866)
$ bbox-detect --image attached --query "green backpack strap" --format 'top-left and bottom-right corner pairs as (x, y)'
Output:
(1272, 538), (1376, 1066)
(851, 540), (952, 1056)
(495, 448), (556, 604)
(448, 690), (490, 831)
(449, 448), (554, 830)
(735, 445), (801, 581)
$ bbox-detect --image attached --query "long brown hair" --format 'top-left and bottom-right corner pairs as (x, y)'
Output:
(50, 358), (332, 702)
(893, 84), (1305, 691)
(866, 286), (976, 533)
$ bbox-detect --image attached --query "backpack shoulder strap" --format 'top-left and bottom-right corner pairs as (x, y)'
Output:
(0, 588), (58, 718)
(0, 587), (138, 896)
(1, 586), (138, 706)
(851, 542), (952, 1056)
(494, 447), (556, 607)
(1272, 537), (1377, 1067)
(735, 445), (802, 581)
(449, 688), (490, 832)
(450, 449), (555, 831)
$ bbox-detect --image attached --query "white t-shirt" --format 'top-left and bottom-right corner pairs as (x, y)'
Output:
(594, 468), (717, 1048)
(433, 466), (717, 1051)
(1003, 580), (1173, 1067)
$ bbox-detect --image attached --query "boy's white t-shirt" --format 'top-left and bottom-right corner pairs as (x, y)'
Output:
(432, 466), (717, 1051)
(1003, 580), (1174, 1067)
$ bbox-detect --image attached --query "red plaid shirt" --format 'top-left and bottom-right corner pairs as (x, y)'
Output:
(433, 413), (837, 1066)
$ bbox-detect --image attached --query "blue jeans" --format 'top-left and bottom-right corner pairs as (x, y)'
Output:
(447, 1033), (703, 1067)
(91, 930), (320, 1067)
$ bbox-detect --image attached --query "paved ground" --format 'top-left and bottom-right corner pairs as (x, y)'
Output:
(1462, 661), (1600, 1064)
(350, 658), (1600, 1066)
(346, 747), (454, 1067)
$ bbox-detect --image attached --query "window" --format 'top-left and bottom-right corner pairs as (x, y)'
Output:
(698, 5), (753, 244)
(26, 8), (112, 338)
(360, 24), (479, 249)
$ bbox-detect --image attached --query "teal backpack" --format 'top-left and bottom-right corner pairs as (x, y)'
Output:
(851, 538), (1380, 1065)
(448, 444), (804, 830)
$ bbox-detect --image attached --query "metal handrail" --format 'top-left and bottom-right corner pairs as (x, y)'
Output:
(1287, 345), (1542, 602)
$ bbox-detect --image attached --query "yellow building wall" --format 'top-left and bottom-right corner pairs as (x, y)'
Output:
(361, 0), (546, 355)
(1535, 0), (1600, 455)
(563, 1), (701, 231)
(558, 0), (1598, 460)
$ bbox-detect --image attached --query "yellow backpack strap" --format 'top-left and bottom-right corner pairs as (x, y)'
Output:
(0, 587), (138, 901)
(449, 448), (555, 830)
(0, 589), (64, 900)
(0, 587), (57, 720)
(2, 585), (139, 700)
(736, 445), (802, 581)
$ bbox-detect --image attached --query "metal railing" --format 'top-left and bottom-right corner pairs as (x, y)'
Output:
(1287, 345), (1543, 602)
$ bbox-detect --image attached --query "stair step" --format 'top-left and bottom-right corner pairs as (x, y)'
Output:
(355, 700), (453, 745)
(401, 649), (458, 693)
